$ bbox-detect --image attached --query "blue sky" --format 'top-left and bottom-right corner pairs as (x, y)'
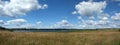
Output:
(0, 0), (120, 29)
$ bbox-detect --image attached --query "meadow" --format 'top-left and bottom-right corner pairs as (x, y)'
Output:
(0, 29), (120, 45)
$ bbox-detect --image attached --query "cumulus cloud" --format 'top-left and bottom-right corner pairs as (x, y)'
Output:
(111, 13), (120, 21)
(21, 21), (42, 28)
(0, 0), (48, 17)
(20, 23), (35, 28)
(79, 19), (98, 29)
(78, 14), (111, 29)
(72, 0), (114, 29)
(73, 1), (106, 17)
(85, 20), (96, 25)
(97, 20), (110, 25)
(52, 20), (74, 29)
(89, 0), (93, 2)
(113, 0), (120, 1)
(5, 19), (27, 26)
(110, 13), (120, 28)
(98, 13), (110, 21)
(72, 11), (77, 14)
(0, 20), (3, 24)
(0, 20), (4, 26)
(3, 20), (44, 28)
(36, 21), (42, 25)
(41, 4), (48, 9)
(78, 19), (111, 29)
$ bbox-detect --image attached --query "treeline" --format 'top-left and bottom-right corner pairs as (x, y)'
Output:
(0, 26), (6, 30)
(0, 26), (120, 32)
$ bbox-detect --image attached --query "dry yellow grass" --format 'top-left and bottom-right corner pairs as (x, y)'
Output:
(0, 30), (120, 45)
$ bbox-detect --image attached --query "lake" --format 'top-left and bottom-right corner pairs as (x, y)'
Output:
(13, 29), (74, 32)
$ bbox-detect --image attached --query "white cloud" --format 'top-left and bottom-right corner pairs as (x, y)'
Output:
(97, 20), (110, 25)
(89, 0), (93, 2)
(113, 0), (120, 1)
(78, 16), (82, 20)
(20, 21), (42, 28)
(108, 20), (120, 28)
(41, 4), (48, 9)
(89, 16), (95, 20)
(6, 19), (27, 26)
(73, 1), (113, 29)
(3, 20), (44, 28)
(80, 20), (98, 29)
(72, 11), (77, 14)
(52, 20), (74, 29)
(36, 21), (42, 25)
(98, 13), (110, 21)
(72, 0), (120, 29)
(78, 20), (111, 29)
(78, 15), (112, 29)
(0, 20), (3, 24)
(110, 13), (120, 28)
(20, 23), (35, 28)
(111, 13), (120, 21)
(85, 20), (95, 25)
(73, 1), (106, 17)
(0, 20), (4, 26)
(0, 0), (48, 17)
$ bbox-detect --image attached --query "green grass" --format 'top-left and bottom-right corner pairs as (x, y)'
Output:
(0, 29), (120, 45)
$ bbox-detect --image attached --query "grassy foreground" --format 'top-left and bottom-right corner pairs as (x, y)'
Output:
(0, 30), (120, 45)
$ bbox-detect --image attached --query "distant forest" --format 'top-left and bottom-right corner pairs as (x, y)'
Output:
(0, 26), (120, 32)
(0, 26), (6, 30)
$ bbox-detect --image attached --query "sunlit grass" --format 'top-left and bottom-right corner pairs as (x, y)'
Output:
(0, 30), (120, 45)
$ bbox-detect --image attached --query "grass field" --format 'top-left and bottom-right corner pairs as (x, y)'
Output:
(0, 29), (120, 45)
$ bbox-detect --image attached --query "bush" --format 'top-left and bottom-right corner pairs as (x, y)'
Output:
(119, 29), (120, 32)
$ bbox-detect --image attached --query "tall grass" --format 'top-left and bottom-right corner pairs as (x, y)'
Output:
(0, 30), (120, 45)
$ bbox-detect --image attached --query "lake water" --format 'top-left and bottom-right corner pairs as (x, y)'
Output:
(13, 30), (73, 32)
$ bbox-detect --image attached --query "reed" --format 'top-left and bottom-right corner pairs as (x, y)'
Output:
(0, 30), (120, 45)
